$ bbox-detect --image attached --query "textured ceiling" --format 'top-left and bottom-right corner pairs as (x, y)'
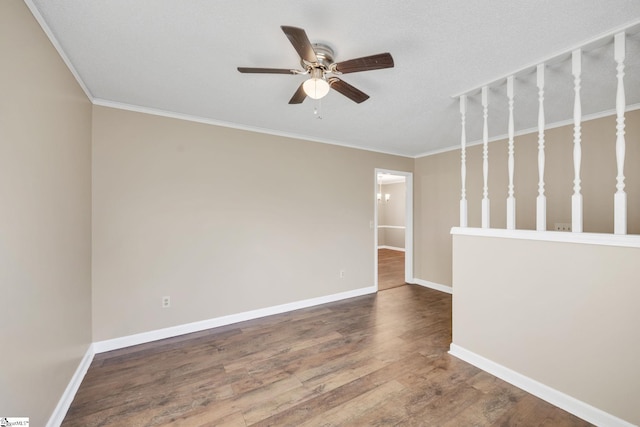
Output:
(28, 0), (640, 157)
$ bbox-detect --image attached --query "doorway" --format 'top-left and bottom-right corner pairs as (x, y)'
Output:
(374, 169), (413, 291)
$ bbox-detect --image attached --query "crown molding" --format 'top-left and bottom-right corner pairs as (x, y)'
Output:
(415, 103), (640, 159)
(24, 0), (94, 101)
(92, 99), (414, 159)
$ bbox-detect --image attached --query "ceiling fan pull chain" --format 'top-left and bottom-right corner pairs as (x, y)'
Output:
(314, 99), (323, 120)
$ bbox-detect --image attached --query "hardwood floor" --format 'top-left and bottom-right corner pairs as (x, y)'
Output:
(378, 248), (405, 291)
(63, 286), (592, 426)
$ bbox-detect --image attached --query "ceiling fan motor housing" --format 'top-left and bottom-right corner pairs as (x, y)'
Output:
(302, 43), (335, 71)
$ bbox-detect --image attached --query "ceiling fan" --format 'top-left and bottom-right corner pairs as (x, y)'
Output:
(237, 26), (394, 104)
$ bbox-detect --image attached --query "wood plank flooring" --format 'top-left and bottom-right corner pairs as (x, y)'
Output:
(378, 248), (405, 291)
(62, 286), (592, 426)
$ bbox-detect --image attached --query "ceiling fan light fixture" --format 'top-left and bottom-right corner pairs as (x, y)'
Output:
(303, 77), (330, 99)
(302, 67), (330, 99)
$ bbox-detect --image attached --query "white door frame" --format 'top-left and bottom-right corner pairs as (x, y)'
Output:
(374, 168), (413, 290)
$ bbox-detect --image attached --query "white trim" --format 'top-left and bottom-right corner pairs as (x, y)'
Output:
(377, 225), (406, 229)
(451, 226), (640, 249)
(404, 174), (414, 283)
(46, 344), (95, 427)
(414, 103), (640, 159)
(377, 245), (405, 252)
(410, 278), (453, 295)
(93, 99), (414, 159)
(93, 286), (376, 353)
(23, 1), (94, 101)
(449, 344), (636, 427)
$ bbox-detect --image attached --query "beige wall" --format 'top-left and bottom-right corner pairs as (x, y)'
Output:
(414, 149), (460, 287)
(92, 106), (412, 341)
(452, 234), (640, 425)
(414, 110), (640, 287)
(0, 1), (93, 425)
(6, 0), (639, 421)
(378, 182), (406, 248)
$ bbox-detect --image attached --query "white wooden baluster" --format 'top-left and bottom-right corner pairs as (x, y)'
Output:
(482, 86), (490, 228)
(506, 76), (516, 230)
(536, 64), (546, 231)
(614, 32), (627, 235)
(572, 49), (583, 233)
(460, 95), (468, 227)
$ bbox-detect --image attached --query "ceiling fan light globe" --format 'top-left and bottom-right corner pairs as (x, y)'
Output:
(303, 78), (330, 99)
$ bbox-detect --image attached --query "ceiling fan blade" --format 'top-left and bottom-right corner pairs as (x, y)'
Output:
(289, 83), (307, 104)
(281, 26), (318, 64)
(329, 78), (370, 103)
(333, 53), (394, 74)
(237, 67), (297, 74)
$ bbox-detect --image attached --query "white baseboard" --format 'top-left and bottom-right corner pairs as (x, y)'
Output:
(46, 344), (95, 427)
(377, 245), (405, 252)
(48, 286), (376, 425)
(94, 285), (376, 353)
(410, 278), (453, 294)
(449, 344), (636, 427)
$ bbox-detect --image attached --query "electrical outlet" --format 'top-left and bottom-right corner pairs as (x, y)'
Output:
(162, 296), (171, 308)
(554, 223), (572, 232)
(339, 269), (345, 279)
